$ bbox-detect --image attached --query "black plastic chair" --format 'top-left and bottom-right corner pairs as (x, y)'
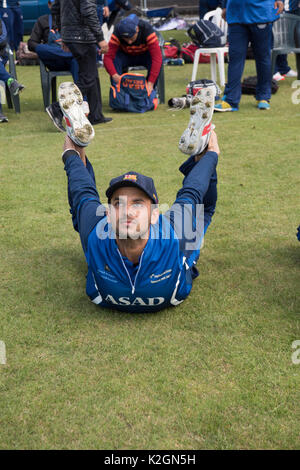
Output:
(39, 58), (72, 109)
(4, 45), (21, 113)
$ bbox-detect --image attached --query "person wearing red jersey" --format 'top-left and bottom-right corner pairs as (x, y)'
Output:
(103, 14), (162, 93)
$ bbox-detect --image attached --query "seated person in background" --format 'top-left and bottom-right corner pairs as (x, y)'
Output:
(28, 0), (79, 80)
(0, 17), (24, 122)
(28, 0), (79, 132)
(103, 13), (162, 94)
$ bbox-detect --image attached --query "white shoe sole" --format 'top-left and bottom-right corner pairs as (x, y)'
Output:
(178, 86), (215, 155)
(58, 82), (94, 147)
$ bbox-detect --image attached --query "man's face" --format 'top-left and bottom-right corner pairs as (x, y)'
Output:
(107, 186), (158, 240)
(122, 27), (139, 45)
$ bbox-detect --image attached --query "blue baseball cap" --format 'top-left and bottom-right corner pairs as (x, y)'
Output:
(117, 14), (139, 38)
(106, 171), (159, 204)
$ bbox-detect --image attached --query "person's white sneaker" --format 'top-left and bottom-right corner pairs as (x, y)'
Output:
(58, 82), (94, 147)
(284, 69), (297, 78)
(178, 85), (215, 156)
(273, 72), (285, 81)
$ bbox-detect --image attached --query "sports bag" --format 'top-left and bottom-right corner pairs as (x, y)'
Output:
(109, 73), (158, 113)
(180, 42), (211, 63)
(241, 76), (279, 95)
(163, 39), (181, 59)
(187, 19), (225, 48)
(186, 79), (221, 98)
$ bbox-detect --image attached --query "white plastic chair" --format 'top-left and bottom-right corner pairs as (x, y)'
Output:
(191, 8), (228, 87)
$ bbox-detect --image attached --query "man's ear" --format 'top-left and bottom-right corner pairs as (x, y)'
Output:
(151, 206), (159, 225)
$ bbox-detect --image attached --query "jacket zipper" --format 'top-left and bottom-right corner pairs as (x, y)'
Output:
(117, 249), (144, 295)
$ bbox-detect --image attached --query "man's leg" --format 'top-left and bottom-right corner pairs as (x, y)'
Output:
(0, 58), (11, 83)
(275, 54), (290, 75)
(250, 23), (272, 103)
(66, 42), (109, 124)
(12, 6), (23, 52)
(35, 44), (79, 82)
(223, 23), (250, 109)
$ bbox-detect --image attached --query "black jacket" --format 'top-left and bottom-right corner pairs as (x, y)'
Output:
(27, 14), (50, 52)
(51, 0), (104, 44)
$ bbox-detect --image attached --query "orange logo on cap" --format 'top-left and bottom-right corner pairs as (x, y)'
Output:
(123, 174), (137, 182)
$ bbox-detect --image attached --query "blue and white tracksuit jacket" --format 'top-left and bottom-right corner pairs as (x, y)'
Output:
(64, 149), (218, 313)
(221, 0), (281, 24)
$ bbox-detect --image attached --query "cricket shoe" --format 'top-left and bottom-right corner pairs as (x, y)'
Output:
(58, 82), (94, 147)
(178, 85), (215, 155)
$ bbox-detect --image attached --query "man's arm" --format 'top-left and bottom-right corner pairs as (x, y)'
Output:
(146, 31), (163, 91)
(27, 16), (47, 52)
(274, 1), (284, 14)
(103, 34), (121, 82)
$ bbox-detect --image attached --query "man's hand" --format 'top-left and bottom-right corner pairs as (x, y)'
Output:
(147, 81), (154, 93)
(103, 6), (110, 17)
(98, 40), (109, 54)
(274, 1), (284, 14)
(112, 73), (121, 84)
(221, 8), (226, 21)
(62, 42), (71, 53)
(63, 135), (87, 166)
(207, 130), (220, 156)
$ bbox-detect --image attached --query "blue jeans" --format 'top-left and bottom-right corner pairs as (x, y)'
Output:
(64, 150), (218, 254)
(225, 22), (273, 107)
(35, 44), (79, 83)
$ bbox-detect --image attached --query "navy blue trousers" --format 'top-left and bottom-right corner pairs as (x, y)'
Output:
(225, 23), (273, 107)
(64, 151), (218, 254)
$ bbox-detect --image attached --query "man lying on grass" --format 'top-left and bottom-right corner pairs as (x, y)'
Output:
(59, 81), (219, 313)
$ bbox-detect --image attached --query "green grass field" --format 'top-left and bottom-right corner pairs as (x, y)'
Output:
(0, 42), (300, 449)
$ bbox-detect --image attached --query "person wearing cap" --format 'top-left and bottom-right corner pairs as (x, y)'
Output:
(103, 13), (162, 94)
(59, 82), (219, 313)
